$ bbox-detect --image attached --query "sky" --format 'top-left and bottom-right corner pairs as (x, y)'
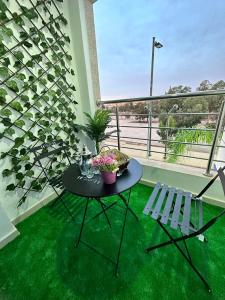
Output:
(93, 0), (225, 100)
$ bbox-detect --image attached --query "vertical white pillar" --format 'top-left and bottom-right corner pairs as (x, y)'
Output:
(63, 0), (100, 117)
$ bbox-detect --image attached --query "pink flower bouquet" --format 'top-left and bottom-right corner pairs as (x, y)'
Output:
(92, 154), (118, 173)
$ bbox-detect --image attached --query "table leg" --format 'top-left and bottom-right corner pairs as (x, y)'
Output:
(97, 198), (112, 228)
(118, 192), (139, 222)
(91, 200), (117, 221)
(115, 188), (131, 276)
(75, 197), (89, 248)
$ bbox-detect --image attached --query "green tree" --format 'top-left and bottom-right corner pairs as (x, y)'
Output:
(134, 102), (147, 122)
(197, 80), (212, 91)
(158, 85), (208, 141)
(209, 80), (225, 112)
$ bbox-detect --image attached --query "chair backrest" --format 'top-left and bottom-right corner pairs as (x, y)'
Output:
(195, 166), (225, 235)
(30, 140), (72, 187)
(196, 166), (225, 199)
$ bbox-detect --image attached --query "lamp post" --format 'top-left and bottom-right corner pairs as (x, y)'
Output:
(147, 37), (163, 156)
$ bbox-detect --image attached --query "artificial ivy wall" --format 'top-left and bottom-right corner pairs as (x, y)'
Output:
(0, 0), (79, 206)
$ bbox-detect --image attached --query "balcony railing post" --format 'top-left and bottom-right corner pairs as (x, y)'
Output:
(205, 100), (225, 176)
(147, 105), (152, 156)
(164, 116), (169, 159)
(115, 106), (121, 151)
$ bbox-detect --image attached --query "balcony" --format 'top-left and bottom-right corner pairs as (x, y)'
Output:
(0, 0), (225, 299)
(0, 183), (225, 300)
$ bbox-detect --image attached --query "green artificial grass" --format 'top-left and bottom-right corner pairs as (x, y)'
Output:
(0, 183), (225, 300)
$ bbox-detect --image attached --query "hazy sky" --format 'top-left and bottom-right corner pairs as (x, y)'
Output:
(94, 0), (225, 100)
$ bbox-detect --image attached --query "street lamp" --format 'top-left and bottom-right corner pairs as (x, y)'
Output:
(150, 37), (163, 97)
(154, 41), (163, 49)
(147, 37), (163, 156)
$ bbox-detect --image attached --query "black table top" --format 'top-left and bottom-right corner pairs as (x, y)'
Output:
(62, 158), (143, 198)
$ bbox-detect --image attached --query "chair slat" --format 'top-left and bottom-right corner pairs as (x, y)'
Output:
(143, 182), (161, 215)
(34, 146), (67, 162)
(49, 175), (63, 188)
(170, 190), (183, 229)
(160, 187), (176, 224)
(180, 192), (192, 235)
(30, 140), (63, 152)
(198, 199), (203, 229)
(151, 185), (168, 220)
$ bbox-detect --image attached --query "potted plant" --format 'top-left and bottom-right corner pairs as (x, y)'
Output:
(92, 153), (118, 184)
(74, 109), (117, 154)
(100, 148), (130, 175)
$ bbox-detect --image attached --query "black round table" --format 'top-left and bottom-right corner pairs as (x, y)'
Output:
(62, 158), (143, 276)
(62, 158), (143, 198)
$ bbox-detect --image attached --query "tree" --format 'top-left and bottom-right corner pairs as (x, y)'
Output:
(197, 80), (212, 91)
(167, 85), (192, 94)
(158, 85), (208, 141)
(209, 80), (225, 112)
(196, 80), (225, 113)
(134, 102), (147, 122)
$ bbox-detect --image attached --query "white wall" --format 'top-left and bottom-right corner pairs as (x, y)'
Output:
(63, 0), (98, 117)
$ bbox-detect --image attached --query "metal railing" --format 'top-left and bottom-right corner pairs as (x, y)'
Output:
(100, 90), (225, 176)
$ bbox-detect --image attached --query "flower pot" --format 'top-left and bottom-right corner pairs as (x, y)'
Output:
(101, 171), (117, 184)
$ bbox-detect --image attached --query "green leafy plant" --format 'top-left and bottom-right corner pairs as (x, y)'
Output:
(31, 84), (37, 93)
(2, 57), (10, 67)
(13, 50), (24, 61)
(24, 112), (33, 119)
(2, 117), (11, 127)
(21, 95), (29, 102)
(0, 108), (12, 117)
(23, 40), (32, 48)
(0, 1), (77, 207)
(11, 101), (23, 112)
(13, 60), (22, 69)
(66, 54), (72, 61)
(6, 184), (16, 191)
(75, 109), (117, 153)
(0, 44), (6, 56)
(26, 60), (34, 68)
(8, 80), (19, 92)
(2, 26), (13, 37)
(59, 15), (67, 25)
(2, 169), (13, 177)
(0, 0), (7, 21)
(20, 6), (38, 20)
(0, 66), (9, 78)
(16, 73), (26, 81)
(12, 12), (25, 26)
(32, 54), (42, 63)
(0, 88), (7, 105)
(20, 31), (28, 39)
(168, 128), (214, 163)
(15, 119), (25, 128)
(14, 137), (24, 148)
(4, 128), (15, 136)
(47, 74), (55, 82)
